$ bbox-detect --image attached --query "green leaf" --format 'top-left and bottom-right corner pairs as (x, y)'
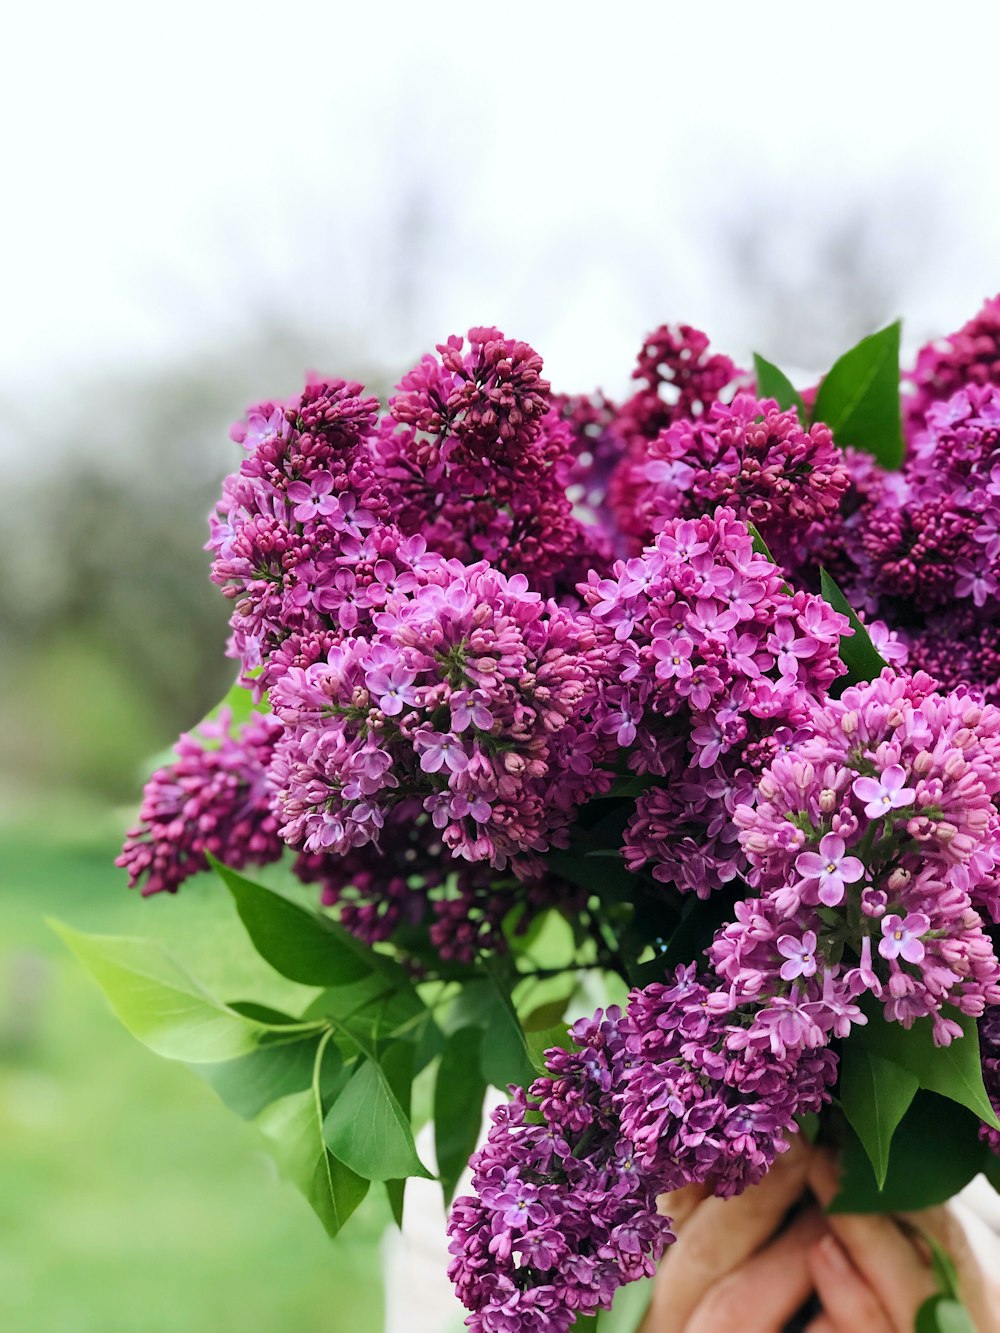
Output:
(596, 1274), (655, 1332)
(434, 1027), (487, 1206)
(323, 1046), (433, 1182)
(545, 849), (637, 898)
(923, 1231), (961, 1301)
(819, 569), (890, 689)
(746, 521), (777, 564)
(574, 1318), (599, 1333)
(480, 967), (537, 1091)
(385, 1178), (406, 1229)
(255, 1036), (369, 1239)
(194, 1033), (325, 1119)
(838, 1046), (918, 1187)
(50, 920), (274, 1062)
(213, 676), (261, 726)
(916, 1295), (977, 1333)
(811, 322), (905, 469)
(830, 1093), (987, 1213)
(851, 1004), (999, 1129)
(211, 858), (408, 989)
(753, 353), (806, 419)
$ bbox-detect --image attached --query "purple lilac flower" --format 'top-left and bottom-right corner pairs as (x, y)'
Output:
(721, 670), (1000, 1044)
(268, 561), (615, 871)
(613, 394), (849, 571)
(580, 509), (847, 897)
(448, 1007), (673, 1332)
(116, 709), (285, 895)
(853, 766), (917, 820)
(879, 913), (930, 964)
(906, 293), (1000, 433)
(795, 833), (865, 907)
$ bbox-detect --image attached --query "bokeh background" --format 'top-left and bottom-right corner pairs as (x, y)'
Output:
(4, 2), (1000, 1328)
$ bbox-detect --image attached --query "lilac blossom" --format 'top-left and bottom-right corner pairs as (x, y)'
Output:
(580, 509), (847, 897)
(795, 833), (865, 907)
(721, 670), (1000, 1044)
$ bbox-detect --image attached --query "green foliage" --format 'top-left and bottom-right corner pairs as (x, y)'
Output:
(752, 352), (805, 419)
(480, 966), (538, 1090)
(811, 322), (905, 469)
(915, 1297), (976, 1333)
(55, 861), (445, 1240)
(830, 1093), (988, 1213)
(838, 1045), (918, 1187)
(257, 1035), (370, 1239)
(849, 1004), (999, 1129)
(323, 1047), (432, 1182)
(833, 1002), (998, 1207)
(596, 1274), (655, 1331)
(210, 856), (396, 988)
(819, 568), (889, 689)
(194, 1032), (324, 1118)
(50, 921), (279, 1062)
(435, 1027), (488, 1205)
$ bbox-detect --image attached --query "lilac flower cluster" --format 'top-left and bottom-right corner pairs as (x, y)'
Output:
(375, 329), (602, 597)
(614, 323), (747, 447)
(907, 293), (1000, 433)
(116, 709), (285, 895)
(448, 1007), (673, 1333)
(619, 966), (836, 1197)
(208, 329), (602, 700)
(448, 979), (836, 1331)
(721, 670), (1000, 1044)
(268, 560), (614, 871)
(612, 394), (850, 569)
(811, 383), (1000, 700)
(580, 509), (847, 895)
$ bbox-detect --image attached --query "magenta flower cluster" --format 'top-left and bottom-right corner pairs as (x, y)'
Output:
(581, 509), (847, 895)
(449, 977), (835, 1331)
(268, 560), (613, 872)
(722, 670), (1000, 1043)
(807, 381), (1000, 701)
(448, 1007), (672, 1333)
(612, 394), (850, 570)
(116, 710), (285, 895)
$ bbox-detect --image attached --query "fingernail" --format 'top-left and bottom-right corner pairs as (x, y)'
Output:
(816, 1234), (849, 1272)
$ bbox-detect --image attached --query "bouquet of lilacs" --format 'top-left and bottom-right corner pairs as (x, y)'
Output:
(62, 300), (1000, 1332)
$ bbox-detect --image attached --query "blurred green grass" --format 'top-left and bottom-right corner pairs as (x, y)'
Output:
(0, 809), (386, 1333)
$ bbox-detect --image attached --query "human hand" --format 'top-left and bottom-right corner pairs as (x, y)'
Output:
(639, 1135), (825, 1333)
(804, 1149), (1000, 1333)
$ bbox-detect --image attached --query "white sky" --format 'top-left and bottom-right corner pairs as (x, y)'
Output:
(4, 0), (1000, 448)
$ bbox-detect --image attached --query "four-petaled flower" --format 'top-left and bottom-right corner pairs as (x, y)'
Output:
(287, 471), (340, 523)
(414, 729), (469, 775)
(878, 912), (930, 964)
(776, 930), (819, 981)
(852, 765), (916, 820)
(794, 833), (865, 907)
(365, 662), (419, 716)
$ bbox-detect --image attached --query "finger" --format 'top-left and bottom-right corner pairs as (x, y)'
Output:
(684, 1207), (827, 1333)
(808, 1152), (937, 1330)
(808, 1234), (894, 1333)
(649, 1136), (813, 1333)
(803, 1319), (836, 1333)
(658, 1181), (710, 1230)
